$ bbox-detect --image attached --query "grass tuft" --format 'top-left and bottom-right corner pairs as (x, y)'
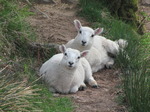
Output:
(0, 74), (41, 111)
(0, 0), (35, 58)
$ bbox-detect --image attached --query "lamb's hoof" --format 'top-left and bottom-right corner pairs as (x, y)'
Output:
(92, 85), (99, 88)
(105, 65), (112, 69)
(79, 86), (86, 91)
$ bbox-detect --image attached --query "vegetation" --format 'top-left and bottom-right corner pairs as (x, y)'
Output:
(103, 0), (143, 34)
(1, 0), (149, 111)
(0, 74), (40, 111)
(79, 0), (150, 112)
(0, 0), (73, 111)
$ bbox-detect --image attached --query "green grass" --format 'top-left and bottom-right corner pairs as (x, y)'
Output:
(31, 85), (73, 112)
(0, 0), (35, 58)
(0, 0), (73, 111)
(79, 0), (150, 112)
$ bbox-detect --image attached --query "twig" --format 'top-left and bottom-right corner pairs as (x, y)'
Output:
(137, 15), (150, 31)
(0, 65), (9, 73)
(25, 0), (50, 19)
(58, 32), (66, 38)
(31, 75), (43, 84)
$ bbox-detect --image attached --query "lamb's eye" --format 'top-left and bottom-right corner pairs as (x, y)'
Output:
(64, 53), (67, 56)
(91, 34), (94, 37)
(79, 30), (82, 34)
(77, 56), (80, 59)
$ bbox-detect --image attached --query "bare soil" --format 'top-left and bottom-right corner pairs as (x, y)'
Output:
(27, 1), (128, 112)
(27, 2), (90, 44)
(62, 69), (126, 112)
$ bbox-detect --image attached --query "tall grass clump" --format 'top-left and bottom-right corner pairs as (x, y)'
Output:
(0, 73), (41, 111)
(79, 0), (150, 111)
(0, 1), (39, 111)
(0, 0), (35, 58)
(0, 0), (73, 111)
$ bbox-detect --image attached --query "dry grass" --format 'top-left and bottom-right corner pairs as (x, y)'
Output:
(0, 69), (41, 112)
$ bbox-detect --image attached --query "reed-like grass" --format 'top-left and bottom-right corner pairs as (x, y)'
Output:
(0, 72), (41, 111)
(79, 0), (150, 111)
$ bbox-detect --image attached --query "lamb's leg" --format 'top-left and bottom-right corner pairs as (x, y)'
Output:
(78, 83), (86, 91)
(82, 59), (98, 88)
(102, 38), (119, 55)
(85, 68), (98, 88)
(88, 77), (98, 88)
(105, 57), (114, 69)
(115, 39), (128, 49)
(70, 86), (78, 94)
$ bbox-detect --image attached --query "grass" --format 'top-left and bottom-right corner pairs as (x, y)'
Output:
(31, 85), (73, 112)
(1, 0), (149, 111)
(0, 0), (73, 111)
(79, 0), (150, 112)
(0, 75), (40, 111)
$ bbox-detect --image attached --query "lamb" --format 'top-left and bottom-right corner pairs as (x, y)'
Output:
(39, 45), (98, 94)
(66, 19), (127, 73)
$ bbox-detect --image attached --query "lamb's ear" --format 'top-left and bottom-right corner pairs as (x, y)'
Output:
(80, 50), (89, 57)
(74, 19), (82, 31)
(59, 44), (66, 53)
(94, 28), (103, 35)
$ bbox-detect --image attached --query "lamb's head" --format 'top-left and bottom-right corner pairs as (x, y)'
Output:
(74, 19), (103, 50)
(59, 45), (88, 69)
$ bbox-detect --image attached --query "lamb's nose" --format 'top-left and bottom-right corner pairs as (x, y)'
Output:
(69, 62), (74, 65)
(82, 41), (86, 45)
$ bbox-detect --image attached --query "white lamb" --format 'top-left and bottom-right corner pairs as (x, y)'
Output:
(66, 20), (127, 73)
(39, 45), (98, 94)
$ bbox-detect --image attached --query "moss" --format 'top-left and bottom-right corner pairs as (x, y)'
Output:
(104, 0), (144, 34)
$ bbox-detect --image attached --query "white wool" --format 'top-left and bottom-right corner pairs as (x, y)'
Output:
(39, 45), (97, 94)
(66, 19), (127, 73)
